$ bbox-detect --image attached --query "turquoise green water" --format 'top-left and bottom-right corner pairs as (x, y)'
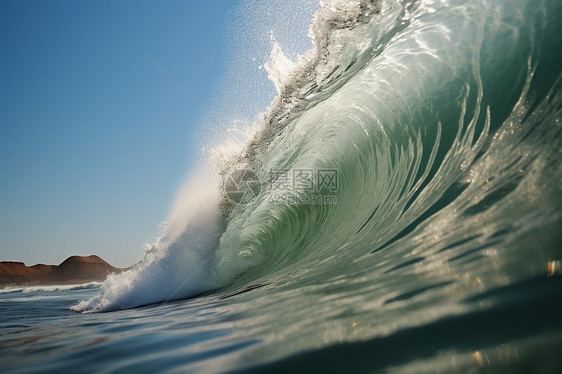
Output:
(2, 0), (562, 372)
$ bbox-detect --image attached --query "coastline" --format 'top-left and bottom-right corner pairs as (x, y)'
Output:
(0, 255), (122, 288)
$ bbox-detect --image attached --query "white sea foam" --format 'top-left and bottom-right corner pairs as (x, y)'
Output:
(72, 167), (223, 312)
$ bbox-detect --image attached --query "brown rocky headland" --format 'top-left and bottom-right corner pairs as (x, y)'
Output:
(0, 255), (120, 287)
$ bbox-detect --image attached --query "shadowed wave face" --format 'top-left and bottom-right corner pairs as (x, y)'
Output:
(70, 2), (562, 369)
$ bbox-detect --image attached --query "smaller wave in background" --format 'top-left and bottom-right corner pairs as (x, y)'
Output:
(0, 282), (101, 295)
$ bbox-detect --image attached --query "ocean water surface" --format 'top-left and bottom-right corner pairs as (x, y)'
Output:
(2, 0), (562, 372)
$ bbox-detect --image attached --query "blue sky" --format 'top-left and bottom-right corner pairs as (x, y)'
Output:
(0, 0), (237, 267)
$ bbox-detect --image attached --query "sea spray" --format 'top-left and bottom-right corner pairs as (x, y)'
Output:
(72, 168), (224, 312)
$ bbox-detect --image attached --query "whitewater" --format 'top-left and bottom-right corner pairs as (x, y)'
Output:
(3, 0), (562, 372)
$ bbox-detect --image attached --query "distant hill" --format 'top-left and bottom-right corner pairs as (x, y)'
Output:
(0, 255), (120, 287)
